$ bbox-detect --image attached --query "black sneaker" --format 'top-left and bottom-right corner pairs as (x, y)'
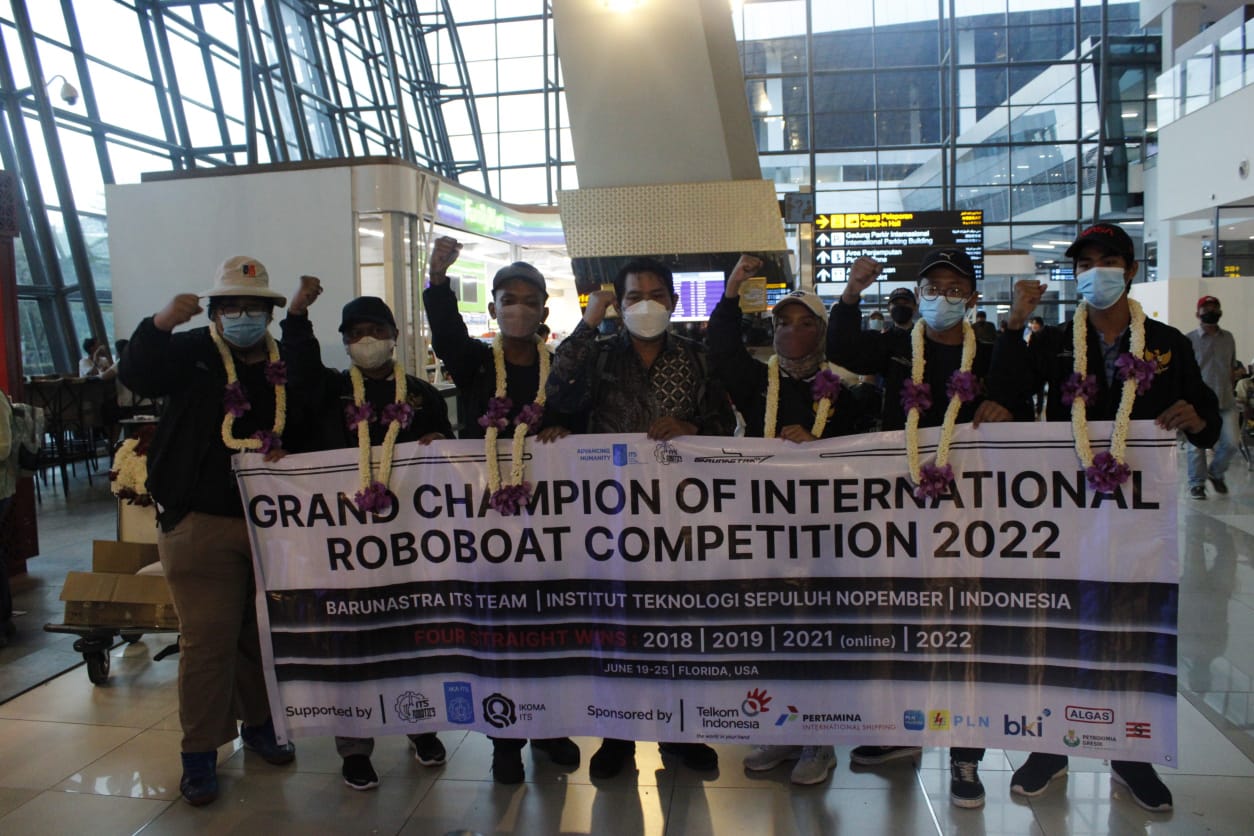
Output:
(850, 745), (922, 766)
(1111, 761), (1172, 812)
(1210, 476), (1229, 495)
(342, 754), (379, 791)
(658, 742), (718, 771)
(179, 751), (219, 806)
(1190, 485), (1207, 500)
(239, 718), (296, 765)
(589, 738), (636, 779)
(1010, 752), (1068, 797)
(532, 737), (580, 767)
(491, 744), (525, 784)
(950, 759), (985, 808)
(410, 733), (446, 766)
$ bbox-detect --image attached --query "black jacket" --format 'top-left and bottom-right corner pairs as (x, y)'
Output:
(706, 295), (862, 438)
(993, 315), (1220, 449)
(422, 282), (569, 439)
(120, 317), (318, 531)
(827, 300), (1019, 430)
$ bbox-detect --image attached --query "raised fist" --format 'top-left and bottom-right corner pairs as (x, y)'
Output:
(725, 254), (764, 298)
(428, 236), (462, 282)
(582, 289), (617, 328)
(154, 294), (203, 332)
(288, 275), (323, 316)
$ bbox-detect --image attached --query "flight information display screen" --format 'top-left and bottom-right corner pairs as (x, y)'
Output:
(672, 271), (726, 322)
(811, 210), (984, 297)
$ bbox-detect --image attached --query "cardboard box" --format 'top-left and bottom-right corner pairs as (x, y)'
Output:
(92, 540), (160, 575)
(60, 571), (178, 629)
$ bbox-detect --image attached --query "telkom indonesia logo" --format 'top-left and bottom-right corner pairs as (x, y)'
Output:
(742, 688), (772, 716)
(775, 705), (801, 726)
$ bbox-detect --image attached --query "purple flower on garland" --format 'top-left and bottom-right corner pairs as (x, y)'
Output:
(478, 396), (513, 430)
(515, 401), (544, 429)
(1085, 450), (1131, 493)
(252, 430), (282, 455)
(1115, 353), (1156, 395)
(811, 369), (842, 402)
(489, 482), (532, 516)
(381, 401), (414, 429)
(345, 402), (375, 431)
(354, 480), (394, 513)
(913, 463), (954, 499)
(900, 380), (933, 414)
(1061, 372), (1098, 406)
(264, 359), (287, 386)
(223, 382), (251, 418)
(946, 370), (980, 403)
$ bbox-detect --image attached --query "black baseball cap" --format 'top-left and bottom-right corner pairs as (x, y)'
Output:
(339, 296), (396, 333)
(887, 287), (917, 306)
(1065, 223), (1135, 262)
(918, 247), (977, 280)
(492, 261), (547, 297)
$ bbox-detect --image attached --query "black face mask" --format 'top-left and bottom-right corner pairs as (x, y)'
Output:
(890, 306), (914, 325)
(1200, 311), (1221, 325)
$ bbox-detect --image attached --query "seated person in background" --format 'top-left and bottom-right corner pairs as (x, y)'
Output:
(281, 283), (453, 791)
(420, 236), (580, 784)
(79, 337), (112, 377)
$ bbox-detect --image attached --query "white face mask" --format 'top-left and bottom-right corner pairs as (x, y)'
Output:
(622, 299), (672, 340)
(1076, 266), (1127, 310)
(346, 336), (395, 370)
(918, 295), (968, 332)
(495, 305), (542, 339)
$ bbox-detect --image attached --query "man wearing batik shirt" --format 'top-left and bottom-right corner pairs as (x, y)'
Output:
(994, 222), (1219, 813)
(548, 256), (734, 779)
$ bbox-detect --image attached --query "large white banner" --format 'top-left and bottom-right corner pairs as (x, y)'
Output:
(236, 422), (1178, 765)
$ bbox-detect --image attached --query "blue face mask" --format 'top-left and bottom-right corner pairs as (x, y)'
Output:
(220, 311), (269, 347)
(1076, 267), (1127, 310)
(918, 295), (968, 332)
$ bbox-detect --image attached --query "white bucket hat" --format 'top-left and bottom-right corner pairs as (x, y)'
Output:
(772, 289), (828, 323)
(200, 256), (287, 305)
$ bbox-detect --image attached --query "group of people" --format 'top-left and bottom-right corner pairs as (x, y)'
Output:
(119, 222), (1219, 814)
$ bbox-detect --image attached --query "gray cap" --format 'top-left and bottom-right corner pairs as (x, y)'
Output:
(492, 261), (547, 297)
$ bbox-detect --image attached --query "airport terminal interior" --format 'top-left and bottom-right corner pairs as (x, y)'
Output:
(1, 1), (1253, 834)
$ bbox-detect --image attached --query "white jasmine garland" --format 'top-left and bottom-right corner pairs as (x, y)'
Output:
(1070, 297), (1145, 470)
(209, 328), (286, 451)
(350, 361), (407, 500)
(904, 319), (976, 486)
(484, 335), (550, 498)
(763, 355), (838, 439)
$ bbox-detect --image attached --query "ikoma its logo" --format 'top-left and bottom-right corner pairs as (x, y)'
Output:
(928, 710), (951, 731)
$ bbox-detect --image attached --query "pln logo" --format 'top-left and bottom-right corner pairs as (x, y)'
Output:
(742, 688), (772, 716)
(1003, 709), (1050, 737)
(928, 710), (951, 731)
(775, 705), (800, 726)
(903, 710), (925, 731)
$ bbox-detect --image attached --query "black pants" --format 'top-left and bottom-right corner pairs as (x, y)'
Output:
(0, 497), (13, 626)
(951, 747), (984, 762)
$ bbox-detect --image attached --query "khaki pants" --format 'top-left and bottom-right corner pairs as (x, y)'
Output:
(159, 512), (272, 752)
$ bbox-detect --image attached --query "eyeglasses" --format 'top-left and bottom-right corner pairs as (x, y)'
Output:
(217, 304), (270, 319)
(917, 283), (972, 303)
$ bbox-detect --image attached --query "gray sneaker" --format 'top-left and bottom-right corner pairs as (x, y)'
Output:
(790, 746), (836, 785)
(743, 745), (802, 772)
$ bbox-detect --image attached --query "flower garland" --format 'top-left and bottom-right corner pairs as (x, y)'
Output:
(209, 328), (286, 453)
(348, 362), (412, 513)
(903, 319), (978, 499)
(108, 426), (155, 506)
(763, 356), (841, 439)
(1067, 297), (1149, 492)
(482, 335), (549, 515)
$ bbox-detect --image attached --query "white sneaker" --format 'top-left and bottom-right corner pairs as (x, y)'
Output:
(790, 746), (836, 785)
(743, 745), (803, 772)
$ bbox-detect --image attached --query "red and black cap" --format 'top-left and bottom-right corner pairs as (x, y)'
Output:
(1065, 223), (1135, 262)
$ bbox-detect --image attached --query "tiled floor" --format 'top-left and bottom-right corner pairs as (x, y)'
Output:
(1, 463), (1251, 835)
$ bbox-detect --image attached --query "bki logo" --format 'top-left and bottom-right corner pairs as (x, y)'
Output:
(742, 688), (772, 716)
(1004, 709), (1050, 737)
